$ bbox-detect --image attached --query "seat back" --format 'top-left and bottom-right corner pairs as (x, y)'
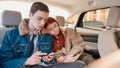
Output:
(106, 6), (120, 28)
(98, 30), (118, 57)
(56, 16), (65, 26)
(0, 10), (21, 47)
(98, 6), (120, 57)
(1, 10), (21, 27)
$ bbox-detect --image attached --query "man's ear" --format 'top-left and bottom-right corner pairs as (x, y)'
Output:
(29, 12), (33, 18)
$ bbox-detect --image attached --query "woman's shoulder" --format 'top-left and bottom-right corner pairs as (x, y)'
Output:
(65, 28), (74, 31)
(60, 27), (74, 32)
(65, 28), (76, 34)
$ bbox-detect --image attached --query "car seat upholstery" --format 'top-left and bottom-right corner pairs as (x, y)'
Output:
(98, 6), (120, 57)
(106, 6), (120, 28)
(98, 30), (118, 57)
(0, 10), (21, 47)
(56, 16), (65, 26)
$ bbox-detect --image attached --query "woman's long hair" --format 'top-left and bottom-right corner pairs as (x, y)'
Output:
(45, 17), (65, 52)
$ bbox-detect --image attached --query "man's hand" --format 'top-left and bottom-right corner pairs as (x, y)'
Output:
(42, 52), (55, 62)
(25, 51), (47, 66)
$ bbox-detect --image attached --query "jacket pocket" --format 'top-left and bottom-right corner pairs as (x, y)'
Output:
(13, 44), (29, 58)
(38, 42), (51, 54)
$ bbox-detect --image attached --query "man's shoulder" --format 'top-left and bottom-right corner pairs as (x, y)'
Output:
(42, 33), (52, 37)
(41, 33), (52, 40)
(6, 28), (19, 35)
(7, 27), (18, 32)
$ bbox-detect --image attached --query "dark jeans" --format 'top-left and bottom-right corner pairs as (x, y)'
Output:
(30, 62), (85, 68)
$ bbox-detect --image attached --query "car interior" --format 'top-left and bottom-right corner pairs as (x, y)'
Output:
(0, 10), (21, 47)
(98, 6), (120, 57)
(0, 0), (120, 67)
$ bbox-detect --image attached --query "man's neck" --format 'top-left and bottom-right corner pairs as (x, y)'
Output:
(28, 23), (37, 34)
(30, 29), (41, 35)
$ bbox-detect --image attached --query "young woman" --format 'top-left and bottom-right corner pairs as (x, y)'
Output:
(44, 17), (85, 63)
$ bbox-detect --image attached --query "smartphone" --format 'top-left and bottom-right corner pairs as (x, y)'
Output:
(39, 52), (47, 57)
(39, 55), (47, 57)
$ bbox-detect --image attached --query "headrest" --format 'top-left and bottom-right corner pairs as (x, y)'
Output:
(1, 10), (22, 27)
(106, 6), (120, 28)
(56, 16), (65, 26)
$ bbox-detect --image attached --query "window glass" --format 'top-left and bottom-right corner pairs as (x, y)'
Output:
(83, 8), (109, 30)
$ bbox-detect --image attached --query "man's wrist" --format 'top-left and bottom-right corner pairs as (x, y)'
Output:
(24, 59), (29, 66)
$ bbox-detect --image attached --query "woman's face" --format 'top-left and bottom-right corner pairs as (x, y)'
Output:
(46, 22), (60, 36)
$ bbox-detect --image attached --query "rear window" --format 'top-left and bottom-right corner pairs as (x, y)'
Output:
(83, 8), (109, 30)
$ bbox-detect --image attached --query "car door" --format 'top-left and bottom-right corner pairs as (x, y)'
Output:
(75, 8), (109, 59)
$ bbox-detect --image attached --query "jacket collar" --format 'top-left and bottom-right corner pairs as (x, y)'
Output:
(18, 18), (48, 36)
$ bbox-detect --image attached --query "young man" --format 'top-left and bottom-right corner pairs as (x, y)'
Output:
(0, 2), (54, 68)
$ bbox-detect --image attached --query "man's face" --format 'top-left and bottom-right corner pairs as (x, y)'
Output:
(29, 10), (49, 30)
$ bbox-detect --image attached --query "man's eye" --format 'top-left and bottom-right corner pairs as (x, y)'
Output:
(38, 18), (42, 20)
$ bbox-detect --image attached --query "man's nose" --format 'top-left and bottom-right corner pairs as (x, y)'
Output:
(39, 19), (45, 26)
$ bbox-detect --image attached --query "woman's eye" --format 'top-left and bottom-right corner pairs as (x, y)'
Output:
(54, 25), (57, 28)
(37, 17), (42, 20)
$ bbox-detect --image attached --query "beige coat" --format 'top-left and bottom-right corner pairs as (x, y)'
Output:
(56, 28), (85, 60)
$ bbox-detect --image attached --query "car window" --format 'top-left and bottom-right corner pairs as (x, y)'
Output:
(83, 8), (109, 30)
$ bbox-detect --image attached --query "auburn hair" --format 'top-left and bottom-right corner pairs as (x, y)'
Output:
(45, 17), (65, 52)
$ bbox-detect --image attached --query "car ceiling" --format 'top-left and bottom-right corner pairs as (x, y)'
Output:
(1, 0), (120, 18)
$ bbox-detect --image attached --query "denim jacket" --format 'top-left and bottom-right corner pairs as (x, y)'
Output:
(0, 19), (53, 68)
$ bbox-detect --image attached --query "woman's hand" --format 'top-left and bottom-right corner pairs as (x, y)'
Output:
(63, 54), (80, 63)
(63, 55), (75, 63)
(57, 56), (65, 63)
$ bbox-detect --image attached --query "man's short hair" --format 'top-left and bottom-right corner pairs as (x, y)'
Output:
(30, 2), (49, 14)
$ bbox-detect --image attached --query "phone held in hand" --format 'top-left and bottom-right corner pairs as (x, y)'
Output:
(39, 55), (47, 57)
(38, 51), (47, 57)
